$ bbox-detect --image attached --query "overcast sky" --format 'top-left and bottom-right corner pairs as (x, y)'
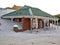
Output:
(0, 0), (60, 15)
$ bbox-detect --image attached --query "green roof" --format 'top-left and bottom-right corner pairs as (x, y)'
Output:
(3, 5), (55, 18)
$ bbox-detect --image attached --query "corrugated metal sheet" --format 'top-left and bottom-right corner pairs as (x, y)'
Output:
(3, 5), (55, 18)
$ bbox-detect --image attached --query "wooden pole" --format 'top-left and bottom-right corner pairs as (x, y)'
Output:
(57, 20), (58, 30)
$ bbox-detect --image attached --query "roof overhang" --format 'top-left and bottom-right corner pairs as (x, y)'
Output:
(2, 15), (58, 21)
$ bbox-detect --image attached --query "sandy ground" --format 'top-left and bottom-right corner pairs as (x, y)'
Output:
(0, 31), (60, 45)
(0, 35), (60, 45)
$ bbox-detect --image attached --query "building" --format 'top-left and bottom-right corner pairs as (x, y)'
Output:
(2, 5), (58, 31)
(0, 8), (15, 19)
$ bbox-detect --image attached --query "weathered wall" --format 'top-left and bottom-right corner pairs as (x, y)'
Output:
(22, 18), (31, 31)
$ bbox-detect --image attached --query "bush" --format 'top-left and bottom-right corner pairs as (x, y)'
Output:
(58, 19), (60, 23)
(14, 28), (19, 32)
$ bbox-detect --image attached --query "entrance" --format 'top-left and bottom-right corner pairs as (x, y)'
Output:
(38, 19), (44, 29)
(22, 18), (31, 30)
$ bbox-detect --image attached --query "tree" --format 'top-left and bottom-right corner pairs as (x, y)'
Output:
(58, 18), (60, 23)
(54, 14), (60, 23)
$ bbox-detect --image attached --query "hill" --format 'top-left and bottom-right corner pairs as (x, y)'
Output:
(54, 14), (60, 23)
(55, 14), (60, 18)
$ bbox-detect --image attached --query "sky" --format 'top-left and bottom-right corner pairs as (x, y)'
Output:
(0, 0), (60, 15)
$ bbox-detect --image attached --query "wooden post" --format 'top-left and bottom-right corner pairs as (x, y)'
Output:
(57, 20), (58, 30)
(52, 20), (54, 30)
(36, 18), (38, 29)
(30, 18), (32, 33)
(29, 8), (33, 33)
(11, 18), (13, 21)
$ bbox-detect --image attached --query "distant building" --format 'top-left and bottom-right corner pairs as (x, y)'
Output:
(2, 5), (58, 31)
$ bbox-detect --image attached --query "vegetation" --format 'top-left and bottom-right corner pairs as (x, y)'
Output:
(54, 14), (60, 23)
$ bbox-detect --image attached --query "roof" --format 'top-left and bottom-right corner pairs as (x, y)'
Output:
(2, 5), (55, 18)
(0, 9), (15, 16)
